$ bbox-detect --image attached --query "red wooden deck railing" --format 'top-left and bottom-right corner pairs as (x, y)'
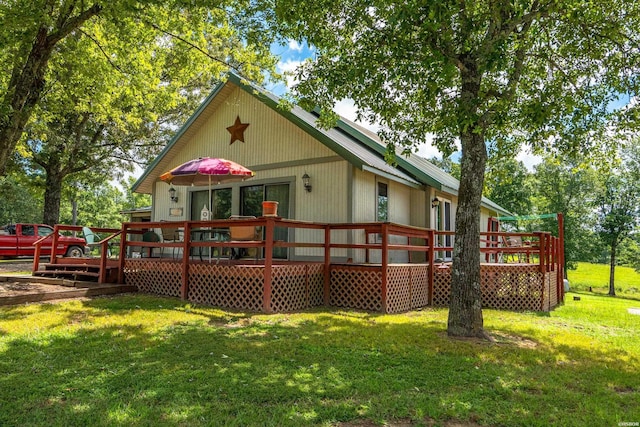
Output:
(31, 218), (564, 310)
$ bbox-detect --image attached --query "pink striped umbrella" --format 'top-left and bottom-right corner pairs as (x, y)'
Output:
(160, 157), (254, 211)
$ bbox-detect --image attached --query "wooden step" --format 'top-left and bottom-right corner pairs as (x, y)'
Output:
(34, 262), (120, 283)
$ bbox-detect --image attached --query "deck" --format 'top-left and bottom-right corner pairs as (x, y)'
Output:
(35, 219), (565, 313)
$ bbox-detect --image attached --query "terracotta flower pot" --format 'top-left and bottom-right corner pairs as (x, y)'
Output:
(262, 201), (279, 217)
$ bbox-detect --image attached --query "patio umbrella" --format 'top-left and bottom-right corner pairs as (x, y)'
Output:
(160, 157), (254, 214)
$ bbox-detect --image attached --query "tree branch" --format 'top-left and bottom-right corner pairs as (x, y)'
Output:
(46, 3), (103, 48)
(78, 29), (126, 74)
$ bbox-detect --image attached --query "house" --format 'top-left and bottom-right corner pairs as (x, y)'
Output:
(132, 73), (509, 263)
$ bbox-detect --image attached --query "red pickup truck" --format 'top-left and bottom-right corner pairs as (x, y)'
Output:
(0, 223), (87, 259)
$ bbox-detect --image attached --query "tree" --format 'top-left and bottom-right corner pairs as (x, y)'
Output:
(3, 1), (279, 224)
(596, 144), (640, 296)
(484, 158), (532, 216)
(428, 156), (461, 180)
(274, 1), (640, 337)
(0, 0), (279, 176)
(532, 157), (600, 272)
(0, 174), (42, 224)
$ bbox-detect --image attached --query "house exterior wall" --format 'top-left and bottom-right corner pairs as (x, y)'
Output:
(145, 84), (500, 263)
(152, 86), (343, 222)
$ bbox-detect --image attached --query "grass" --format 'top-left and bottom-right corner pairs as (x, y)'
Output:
(1, 293), (639, 426)
(568, 262), (640, 298)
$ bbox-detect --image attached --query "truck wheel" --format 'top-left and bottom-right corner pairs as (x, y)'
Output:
(66, 246), (84, 258)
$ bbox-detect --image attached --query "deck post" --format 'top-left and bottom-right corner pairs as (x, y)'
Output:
(381, 223), (388, 313)
(263, 217), (275, 313)
(181, 221), (191, 300)
(33, 241), (41, 274)
(428, 229), (435, 306)
(98, 241), (108, 283)
(118, 223), (127, 284)
(557, 212), (565, 302)
(50, 226), (59, 265)
(538, 233), (546, 273)
(324, 225), (331, 306)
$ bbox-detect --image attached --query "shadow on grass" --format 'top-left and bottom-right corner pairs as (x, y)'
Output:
(0, 295), (638, 426)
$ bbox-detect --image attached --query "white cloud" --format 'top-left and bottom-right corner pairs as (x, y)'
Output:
(415, 140), (442, 159)
(287, 39), (304, 52)
(276, 59), (303, 88)
(516, 147), (542, 171)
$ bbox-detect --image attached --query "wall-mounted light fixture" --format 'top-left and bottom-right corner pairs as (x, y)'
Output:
(302, 173), (312, 192)
(169, 186), (178, 203)
(431, 196), (440, 209)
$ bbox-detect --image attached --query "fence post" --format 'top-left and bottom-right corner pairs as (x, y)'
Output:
(50, 225), (59, 265)
(263, 217), (274, 313)
(118, 223), (129, 284)
(323, 225), (331, 306)
(381, 223), (388, 313)
(428, 229), (435, 306)
(538, 233), (546, 273)
(181, 221), (191, 300)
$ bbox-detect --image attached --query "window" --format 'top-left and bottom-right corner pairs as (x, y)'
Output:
(38, 226), (53, 237)
(190, 189), (231, 220)
(377, 182), (388, 222)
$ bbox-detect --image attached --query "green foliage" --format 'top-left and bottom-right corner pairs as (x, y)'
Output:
(58, 182), (128, 229)
(0, 174), (42, 224)
(532, 157), (600, 267)
(618, 236), (640, 271)
(1, 0), (281, 223)
(428, 156), (461, 180)
(484, 157), (532, 215)
(0, 295), (639, 426)
(273, 0), (640, 335)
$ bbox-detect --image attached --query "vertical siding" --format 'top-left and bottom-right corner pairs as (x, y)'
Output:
(410, 189), (427, 228)
(168, 87), (337, 169)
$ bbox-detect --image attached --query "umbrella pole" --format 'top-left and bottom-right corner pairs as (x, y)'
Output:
(208, 175), (212, 262)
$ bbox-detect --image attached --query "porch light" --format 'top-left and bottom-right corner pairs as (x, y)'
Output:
(169, 186), (178, 203)
(431, 196), (440, 208)
(302, 173), (312, 192)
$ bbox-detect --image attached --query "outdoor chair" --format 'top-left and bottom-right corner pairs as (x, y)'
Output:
(160, 223), (182, 259)
(505, 235), (525, 263)
(141, 230), (161, 258)
(228, 215), (261, 263)
(82, 226), (113, 257)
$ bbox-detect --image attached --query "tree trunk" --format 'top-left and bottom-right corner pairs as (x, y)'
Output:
(609, 240), (617, 296)
(43, 171), (64, 226)
(72, 198), (78, 226)
(447, 56), (488, 338)
(0, 4), (102, 176)
(0, 27), (53, 176)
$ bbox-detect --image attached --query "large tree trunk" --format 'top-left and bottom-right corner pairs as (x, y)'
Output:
(447, 129), (487, 337)
(43, 170), (64, 226)
(447, 57), (488, 338)
(0, 27), (53, 176)
(609, 240), (617, 296)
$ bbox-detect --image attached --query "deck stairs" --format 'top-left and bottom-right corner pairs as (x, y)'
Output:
(33, 258), (119, 283)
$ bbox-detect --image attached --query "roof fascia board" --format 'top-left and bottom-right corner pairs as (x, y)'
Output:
(334, 119), (443, 190)
(132, 78), (230, 192)
(361, 165), (422, 189)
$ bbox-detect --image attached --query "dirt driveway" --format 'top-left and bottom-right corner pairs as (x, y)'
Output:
(0, 260), (33, 274)
(0, 260), (74, 298)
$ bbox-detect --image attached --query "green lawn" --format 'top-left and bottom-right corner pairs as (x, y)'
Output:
(568, 261), (640, 298)
(1, 293), (639, 426)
